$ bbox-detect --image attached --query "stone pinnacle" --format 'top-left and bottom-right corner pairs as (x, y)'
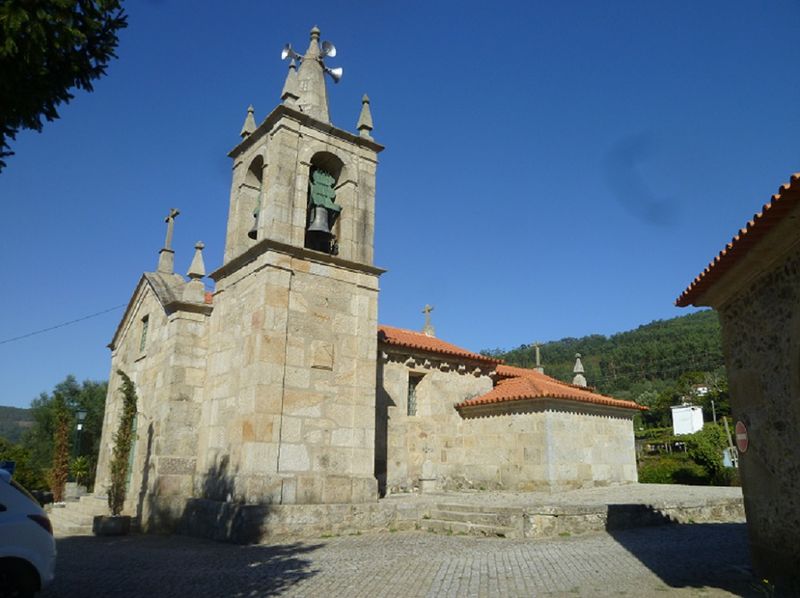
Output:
(357, 94), (374, 139)
(240, 105), (256, 138)
(187, 241), (206, 280)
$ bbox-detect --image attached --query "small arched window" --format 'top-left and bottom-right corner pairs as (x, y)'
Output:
(244, 156), (264, 240)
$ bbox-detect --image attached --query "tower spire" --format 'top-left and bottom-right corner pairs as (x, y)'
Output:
(357, 94), (373, 139)
(295, 26), (329, 122)
(281, 26), (342, 123)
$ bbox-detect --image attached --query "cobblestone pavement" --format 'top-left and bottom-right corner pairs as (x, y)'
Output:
(41, 523), (759, 597)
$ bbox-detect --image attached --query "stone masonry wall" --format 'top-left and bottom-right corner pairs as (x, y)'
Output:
(96, 282), (209, 526)
(377, 352), (493, 493)
(456, 405), (637, 491)
(199, 247), (379, 505)
(717, 242), (800, 582)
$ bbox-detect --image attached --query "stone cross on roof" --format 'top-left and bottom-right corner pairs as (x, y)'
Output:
(422, 304), (435, 337)
(533, 341), (544, 374)
(163, 208), (180, 250)
(157, 208), (180, 274)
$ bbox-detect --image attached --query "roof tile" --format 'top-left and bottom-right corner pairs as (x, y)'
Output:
(458, 365), (645, 411)
(378, 325), (502, 365)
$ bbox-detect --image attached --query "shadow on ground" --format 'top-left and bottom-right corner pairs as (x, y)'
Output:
(40, 534), (322, 598)
(605, 504), (767, 596)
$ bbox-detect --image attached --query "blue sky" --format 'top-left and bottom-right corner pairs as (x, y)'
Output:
(2, 1), (799, 408)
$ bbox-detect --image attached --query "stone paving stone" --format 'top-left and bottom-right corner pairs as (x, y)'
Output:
(41, 523), (758, 598)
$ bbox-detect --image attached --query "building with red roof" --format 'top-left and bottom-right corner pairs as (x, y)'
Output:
(677, 172), (800, 589)
(376, 325), (643, 494)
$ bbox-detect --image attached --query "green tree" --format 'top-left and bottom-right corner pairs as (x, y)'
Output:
(0, 436), (46, 490)
(50, 394), (70, 502)
(21, 375), (107, 489)
(0, 0), (127, 169)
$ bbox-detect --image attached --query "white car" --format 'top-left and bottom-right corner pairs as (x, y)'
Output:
(0, 469), (56, 597)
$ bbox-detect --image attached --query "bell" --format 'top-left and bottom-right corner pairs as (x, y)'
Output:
(247, 215), (258, 240)
(307, 206), (331, 234)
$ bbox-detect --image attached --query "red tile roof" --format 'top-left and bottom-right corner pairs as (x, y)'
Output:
(378, 327), (642, 411)
(378, 325), (502, 365)
(458, 365), (645, 412)
(676, 172), (800, 307)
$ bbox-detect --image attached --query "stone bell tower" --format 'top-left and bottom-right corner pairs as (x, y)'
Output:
(198, 26), (384, 505)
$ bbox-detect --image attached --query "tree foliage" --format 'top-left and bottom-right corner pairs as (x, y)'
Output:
(108, 370), (137, 516)
(0, 0), (127, 169)
(0, 436), (45, 490)
(21, 375), (107, 489)
(0, 406), (33, 443)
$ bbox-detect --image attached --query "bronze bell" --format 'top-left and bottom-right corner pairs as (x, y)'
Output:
(247, 215), (258, 240)
(307, 206), (331, 234)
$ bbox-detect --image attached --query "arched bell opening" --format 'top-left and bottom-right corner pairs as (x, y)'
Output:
(244, 155), (264, 241)
(304, 152), (344, 254)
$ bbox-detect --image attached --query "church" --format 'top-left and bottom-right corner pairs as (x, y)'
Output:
(93, 27), (644, 531)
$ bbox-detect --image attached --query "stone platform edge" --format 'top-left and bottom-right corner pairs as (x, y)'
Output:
(174, 495), (745, 544)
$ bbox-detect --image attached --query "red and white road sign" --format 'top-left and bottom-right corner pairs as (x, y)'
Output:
(735, 421), (749, 454)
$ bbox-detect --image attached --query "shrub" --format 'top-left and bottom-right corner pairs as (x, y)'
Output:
(638, 454), (710, 485)
(70, 456), (91, 487)
(107, 370), (137, 516)
(685, 424), (727, 480)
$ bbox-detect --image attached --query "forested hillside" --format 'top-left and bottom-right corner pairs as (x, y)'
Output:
(0, 406), (33, 444)
(483, 310), (727, 426)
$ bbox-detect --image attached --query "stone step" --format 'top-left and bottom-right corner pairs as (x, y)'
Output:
(421, 519), (517, 539)
(75, 495), (108, 510)
(435, 503), (520, 515)
(52, 522), (93, 537)
(49, 509), (89, 525)
(428, 509), (516, 527)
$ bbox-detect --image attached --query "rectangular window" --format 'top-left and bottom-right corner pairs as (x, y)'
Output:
(139, 315), (149, 353)
(407, 373), (424, 416)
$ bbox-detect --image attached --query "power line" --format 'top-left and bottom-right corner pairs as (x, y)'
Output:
(0, 304), (127, 346)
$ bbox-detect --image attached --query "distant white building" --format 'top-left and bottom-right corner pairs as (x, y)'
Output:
(671, 404), (704, 435)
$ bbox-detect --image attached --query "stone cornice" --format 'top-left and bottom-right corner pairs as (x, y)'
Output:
(164, 300), (213, 317)
(229, 104), (384, 159)
(456, 398), (637, 420)
(379, 347), (496, 376)
(210, 237), (386, 282)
